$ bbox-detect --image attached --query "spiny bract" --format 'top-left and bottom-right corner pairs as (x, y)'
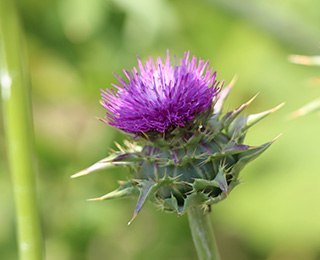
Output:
(72, 51), (282, 224)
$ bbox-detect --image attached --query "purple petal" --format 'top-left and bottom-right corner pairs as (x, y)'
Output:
(101, 50), (222, 133)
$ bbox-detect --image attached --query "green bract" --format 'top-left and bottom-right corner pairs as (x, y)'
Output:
(73, 78), (282, 224)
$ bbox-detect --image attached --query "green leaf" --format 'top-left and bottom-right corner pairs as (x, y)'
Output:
(228, 103), (284, 139)
(186, 131), (204, 146)
(244, 103), (284, 131)
(227, 115), (247, 137)
(178, 192), (209, 215)
(214, 166), (228, 192)
(230, 135), (280, 179)
(161, 195), (179, 213)
(129, 180), (158, 224)
(193, 179), (220, 191)
(193, 166), (228, 193)
(221, 141), (251, 156)
(129, 176), (179, 224)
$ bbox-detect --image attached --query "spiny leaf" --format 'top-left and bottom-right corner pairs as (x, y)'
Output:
(193, 179), (220, 191)
(71, 154), (120, 178)
(192, 166), (228, 193)
(222, 93), (259, 129)
(221, 141), (251, 156)
(244, 103), (284, 131)
(202, 142), (251, 162)
(112, 153), (142, 162)
(214, 166), (228, 192)
(178, 192), (209, 215)
(227, 115), (247, 138)
(186, 131), (204, 146)
(230, 134), (281, 179)
(204, 178), (242, 206)
(87, 181), (139, 201)
(129, 180), (157, 225)
(228, 103), (284, 139)
(205, 189), (230, 206)
(128, 176), (179, 224)
(161, 195), (179, 213)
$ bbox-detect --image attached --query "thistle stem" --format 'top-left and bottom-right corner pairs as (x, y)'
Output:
(0, 1), (44, 260)
(187, 207), (221, 260)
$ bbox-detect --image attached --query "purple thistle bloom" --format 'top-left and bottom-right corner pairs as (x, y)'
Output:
(101, 50), (223, 133)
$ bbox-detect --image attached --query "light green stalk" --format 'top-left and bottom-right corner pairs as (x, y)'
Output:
(187, 207), (221, 260)
(0, 1), (44, 260)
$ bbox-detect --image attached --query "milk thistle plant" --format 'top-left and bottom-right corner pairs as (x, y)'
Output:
(73, 50), (281, 260)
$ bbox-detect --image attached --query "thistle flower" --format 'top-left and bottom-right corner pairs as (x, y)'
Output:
(73, 50), (282, 225)
(100, 50), (221, 133)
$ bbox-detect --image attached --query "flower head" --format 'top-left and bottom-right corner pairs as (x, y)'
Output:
(74, 51), (282, 222)
(101, 50), (222, 133)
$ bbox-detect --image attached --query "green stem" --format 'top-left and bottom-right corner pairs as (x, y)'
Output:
(0, 1), (44, 260)
(187, 207), (221, 260)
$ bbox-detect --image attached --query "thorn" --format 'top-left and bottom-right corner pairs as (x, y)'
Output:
(87, 197), (103, 201)
(123, 139), (130, 147)
(228, 74), (238, 88)
(164, 168), (167, 178)
(141, 132), (150, 140)
(169, 136), (176, 145)
(192, 147), (197, 157)
(219, 157), (227, 168)
(225, 164), (233, 172)
(70, 158), (113, 178)
(271, 133), (282, 143)
(70, 169), (89, 178)
(115, 142), (125, 152)
(124, 139), (133, 149)
(271, 102), (285, 112)
(224, 191), (229, 197)
(128, 213), (138, 225)
(173, 173), (183, 181)
(247, 92), (260, 105)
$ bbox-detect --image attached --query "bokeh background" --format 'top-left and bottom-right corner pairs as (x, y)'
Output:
(1, 0), (320, 259)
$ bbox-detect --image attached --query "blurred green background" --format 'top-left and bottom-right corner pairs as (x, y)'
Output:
(1, 0), (320, 259)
